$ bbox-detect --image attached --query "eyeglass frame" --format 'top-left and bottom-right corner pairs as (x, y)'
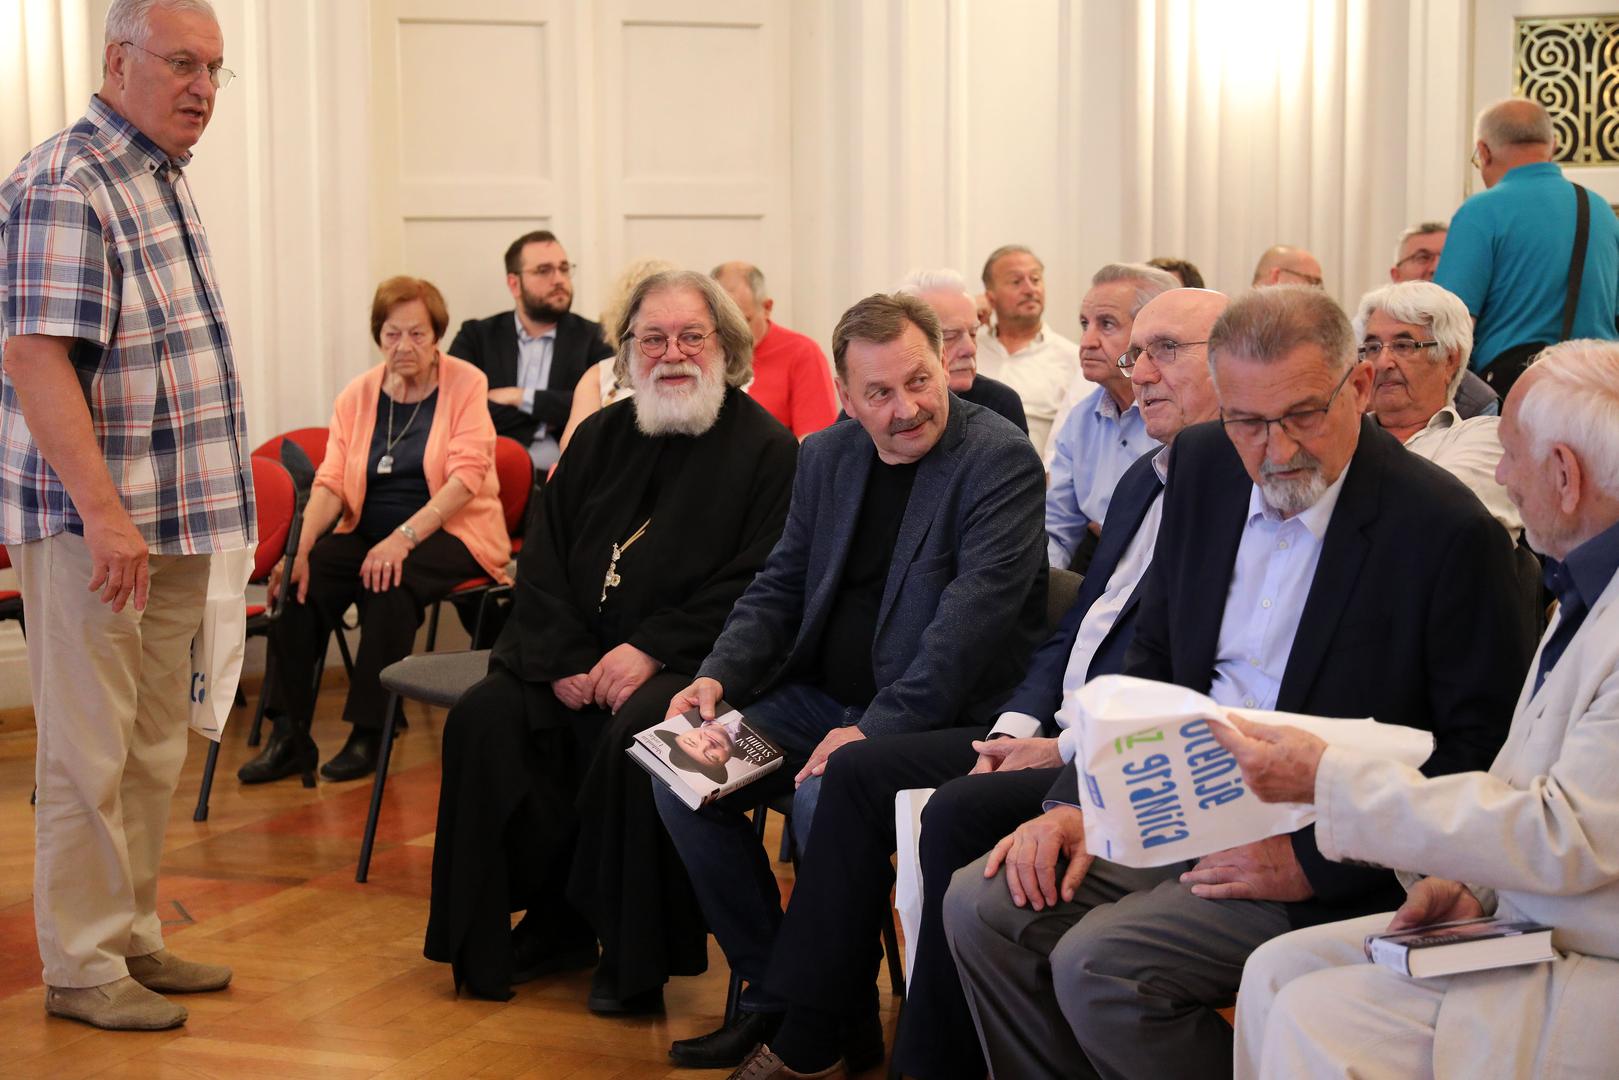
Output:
(1357, 339), (1441, 362)
(1393, 248), (1442, 272)
(119, 41), (235, 89)
(519, 261), (576, 279)
(624, 327), (719, 359)
(939, 326), (976, 346)
(1219, 361), (1359, 445)
(1117, 339), (1209, 371)
(1275, 266), (1324, 287)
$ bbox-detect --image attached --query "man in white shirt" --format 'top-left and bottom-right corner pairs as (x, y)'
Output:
(974, 245), (1078, 452)
(1355, 281), (1521, 536)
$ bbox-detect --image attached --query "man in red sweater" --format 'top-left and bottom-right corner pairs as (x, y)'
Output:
(713, 261), (837, 438)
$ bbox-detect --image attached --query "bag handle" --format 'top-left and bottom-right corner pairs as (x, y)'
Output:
(1562, 183), (1591, 343)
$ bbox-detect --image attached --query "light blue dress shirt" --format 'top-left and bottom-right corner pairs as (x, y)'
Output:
(1045, 385), (1159, 566)
(515, 314), (559, 468)
(1207, 463), (1351, 711)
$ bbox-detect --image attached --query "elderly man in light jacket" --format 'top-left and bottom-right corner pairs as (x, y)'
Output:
(1213, 338), (1619, 1079)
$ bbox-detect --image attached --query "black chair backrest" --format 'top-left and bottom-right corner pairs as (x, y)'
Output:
(1046, 567), (1083, 636)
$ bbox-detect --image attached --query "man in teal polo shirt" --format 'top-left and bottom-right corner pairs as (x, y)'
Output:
(1435, 98), (1619, 395)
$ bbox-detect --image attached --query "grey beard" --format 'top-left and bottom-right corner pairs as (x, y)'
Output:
(632, 371), (727, 436)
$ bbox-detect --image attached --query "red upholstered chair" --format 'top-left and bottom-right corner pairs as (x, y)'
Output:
(192, 455), (300, 821)
(251, 426), (329, 470)
(422, 436), (533, 651)
(0, 545), (23, 638)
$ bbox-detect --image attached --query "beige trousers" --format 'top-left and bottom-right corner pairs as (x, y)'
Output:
(15, 531), (210, 988)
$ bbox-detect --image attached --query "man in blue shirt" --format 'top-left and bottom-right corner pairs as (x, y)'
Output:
(1044, 263), (1177, 570)
(1435, 98), (1619, 394)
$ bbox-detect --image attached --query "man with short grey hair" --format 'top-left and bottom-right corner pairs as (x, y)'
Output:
(1, 0), (252, 1031)
(895, 268), (1026, 431)
(1251, 244), (1324, 288)
(1436, 97), (1619, 396)
(974, 245), (1079, 451)
(712, 260), (837, 438)
(944, 285), (1530, 1080)
(1391, 220), (1448, 282)
(1355, 281), (1519, 534)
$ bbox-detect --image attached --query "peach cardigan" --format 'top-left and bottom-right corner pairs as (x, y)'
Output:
(314, 351), (511, 583)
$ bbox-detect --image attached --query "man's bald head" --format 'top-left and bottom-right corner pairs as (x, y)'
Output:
(711, 260), (772, 341)
(1251, 245), (1324, 288)
(1473, 99), (1556, 188)
(1127, 288), (1230, 442)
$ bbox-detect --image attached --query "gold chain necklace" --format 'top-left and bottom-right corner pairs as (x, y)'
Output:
(600, 517), (652, 607)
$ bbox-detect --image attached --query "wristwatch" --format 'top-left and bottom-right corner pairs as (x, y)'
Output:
(395, 523), (420, 547)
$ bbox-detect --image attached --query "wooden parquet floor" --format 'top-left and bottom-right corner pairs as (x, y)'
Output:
(0, 684), (900, 1079)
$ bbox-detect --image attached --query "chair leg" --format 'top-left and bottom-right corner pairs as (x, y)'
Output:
(471, 593), (492, 650)
(245, 645), (277, 747)
(356, 690), (401, 883)
(192, 738), (222, 822)
(882, 909), (905, 999)
(425, 600), (442, 652)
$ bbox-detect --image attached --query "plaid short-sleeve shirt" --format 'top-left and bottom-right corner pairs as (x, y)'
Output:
(0, 96), (254, 553)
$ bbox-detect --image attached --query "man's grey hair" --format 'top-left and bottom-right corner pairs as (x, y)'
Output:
(105, 0), (217, 49)
(831, 293), (942, 381)
(1475, 98), (1555, 149)
(1518, 340), (1619, 498)
(710, 262), (768, 305)
(1353, 282), (1473, 402)
(1091, 262), (1180, 317)
(894, 268), (975, 304)
(1392, 220), (1448, 265)
(980, 245), (1041, 288)
(614, 270), (754, 389)
(1208, 285), (1356, 380)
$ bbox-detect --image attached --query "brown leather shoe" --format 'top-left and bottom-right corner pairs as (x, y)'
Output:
(726, 1044), (849, 1080)
(45, 976), (187, 1030)
(127, 949), (233, 993)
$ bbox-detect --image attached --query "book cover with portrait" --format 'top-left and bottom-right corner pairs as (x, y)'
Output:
(627, 702), (785, 809)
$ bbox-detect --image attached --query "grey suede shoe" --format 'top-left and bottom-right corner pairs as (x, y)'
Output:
(127, 949), (233, 993)
(45, 976), (187, 1030)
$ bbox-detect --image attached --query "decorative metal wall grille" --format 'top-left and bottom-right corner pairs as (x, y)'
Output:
(1515, 15), (1619, 165)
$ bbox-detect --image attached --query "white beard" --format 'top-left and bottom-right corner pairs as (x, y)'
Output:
(631, 360), (727, 436)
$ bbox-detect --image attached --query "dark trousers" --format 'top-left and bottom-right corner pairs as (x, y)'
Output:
(891, 764), (1064, 1080)
(765, 728), (984, 1024)
(268, 528), (482, 732)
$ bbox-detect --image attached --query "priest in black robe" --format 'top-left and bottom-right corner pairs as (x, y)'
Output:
(424, 270), (798, 1006)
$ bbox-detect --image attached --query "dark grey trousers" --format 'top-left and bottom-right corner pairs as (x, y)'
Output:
(943, 852), (1292, 1080)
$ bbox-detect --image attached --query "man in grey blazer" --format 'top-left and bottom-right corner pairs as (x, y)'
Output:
(651, 292), (1048, 1066)
(1220, 338), (1619, 1078)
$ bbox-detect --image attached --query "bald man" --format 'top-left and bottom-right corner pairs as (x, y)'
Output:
(1251, 245), (1324, 289)
(712, 261), (837, 438)
(1435, 98), (1619, 397)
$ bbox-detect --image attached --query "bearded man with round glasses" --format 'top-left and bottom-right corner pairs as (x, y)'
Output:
(1355, 281), (1520, 536)
(942, 285), (1533, 1080)
(424, 270), (798, 1010)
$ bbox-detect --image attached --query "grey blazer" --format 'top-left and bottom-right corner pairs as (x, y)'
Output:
(697, 394), (1048, 736)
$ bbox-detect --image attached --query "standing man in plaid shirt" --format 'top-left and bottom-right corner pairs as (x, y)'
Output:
(0, 0), (254, 1032)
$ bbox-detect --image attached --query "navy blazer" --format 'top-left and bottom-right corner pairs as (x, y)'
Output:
(446, 308), (614, 446)
(1000, 446), (1165, 725)
(698, 395), (1048, 736)
(1058, 417), (1534, 927)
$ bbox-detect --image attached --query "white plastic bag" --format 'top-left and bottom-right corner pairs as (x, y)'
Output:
(189, 548), (254, 741)
(893, 787), (935, 986)
(1072, 675), (1435, 867)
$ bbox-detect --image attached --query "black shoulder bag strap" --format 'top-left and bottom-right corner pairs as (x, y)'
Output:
(1562, 182), (1591, 343)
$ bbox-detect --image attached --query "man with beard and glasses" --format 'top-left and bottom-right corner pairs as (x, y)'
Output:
(448, 230), (615, 471)
(652, 292), (1048, 1076)
(943, 285), (1534, 1080)
(424, 271), (798, 1012)
(1355, 281), (1520, 536)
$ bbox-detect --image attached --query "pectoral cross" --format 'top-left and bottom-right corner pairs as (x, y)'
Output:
(600, 546), (624, 605)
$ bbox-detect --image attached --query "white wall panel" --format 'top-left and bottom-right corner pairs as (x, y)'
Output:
(403, 217), (551, 344)
(621, 214), (766, 272)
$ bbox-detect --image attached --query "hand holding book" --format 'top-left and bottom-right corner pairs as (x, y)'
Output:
(1387, 877), (1486, 933)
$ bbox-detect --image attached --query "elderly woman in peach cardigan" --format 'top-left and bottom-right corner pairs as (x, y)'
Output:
(239, 276), (511, 785)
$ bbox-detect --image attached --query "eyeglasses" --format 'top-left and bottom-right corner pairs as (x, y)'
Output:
(1220, 363), (1357, 446)
(1394, 249), (1441, 272)
(1276, 267), (1324, 287)
(521, 262), (575, 279)
(626, 328), (718, 359)
(940, 327), (975, 346)
(1117, 339), (1208, 371)
(1469, 147), (1482, 169)
(120, 41), (235, 89)
(1357, 339), (1440, 362)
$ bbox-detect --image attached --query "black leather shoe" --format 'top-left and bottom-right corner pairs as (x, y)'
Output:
(586, 985), (664, 1016)
(319, 729), (384, 782)
(670, 1009), (785, 1068)
(237, 726), (317, 786)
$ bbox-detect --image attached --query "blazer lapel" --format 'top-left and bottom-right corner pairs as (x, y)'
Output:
(1184, 445), (1252, 687)
(875, 405), (968, 630)
(801, 437), (873, 634)
(1276, 421), (1383, 710)
(492, 315), (520, 388)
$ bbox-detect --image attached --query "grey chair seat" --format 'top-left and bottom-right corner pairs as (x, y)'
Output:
(378, 649), (492, 708)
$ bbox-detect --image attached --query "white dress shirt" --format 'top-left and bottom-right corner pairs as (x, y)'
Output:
(1399, 405), (1522, 537)
(974, 322), (1079, 454)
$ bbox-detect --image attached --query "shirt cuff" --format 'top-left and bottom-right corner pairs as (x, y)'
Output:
(1057, 725), (1081, 764)
(521, 387), (537, 414)
(1312, 744), (1355, 862)
(990, 711), (1042, 740)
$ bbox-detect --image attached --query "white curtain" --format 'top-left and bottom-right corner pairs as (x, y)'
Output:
(0, 0), (96, 170)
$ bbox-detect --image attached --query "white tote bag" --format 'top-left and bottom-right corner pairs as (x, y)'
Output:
(189, 547), (254, 741)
